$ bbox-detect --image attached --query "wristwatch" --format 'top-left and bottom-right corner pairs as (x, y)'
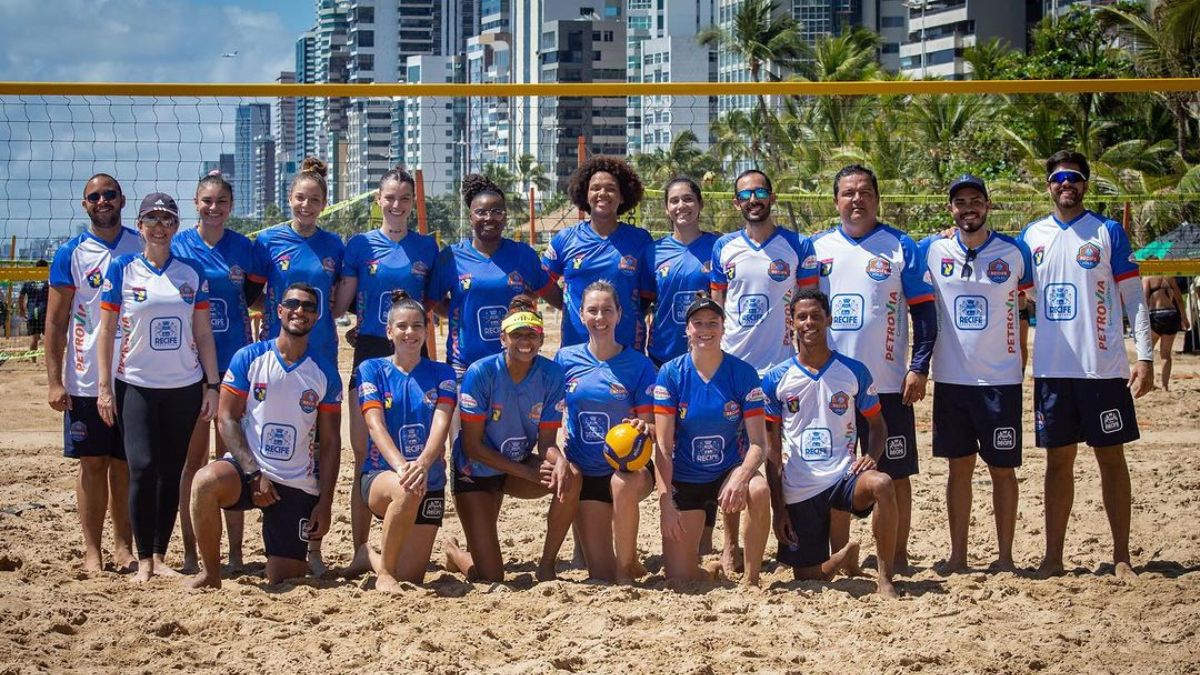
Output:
(207, 382), (220, 391)
(246, 469), (263, 482)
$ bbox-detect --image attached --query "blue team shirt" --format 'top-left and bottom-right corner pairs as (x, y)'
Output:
(430, 238), (553, 369)
(172, 227), (265, 373)
(253, 224), (345, 363)
(343, 229), (438, 338)
(653, 353), (765, 483)
(641, 232), (718, 364)
(554, 343), (657, 477)
(356, 357), (458, 490)
(542, 220), (654, 349)
(454, 353), (566, 479)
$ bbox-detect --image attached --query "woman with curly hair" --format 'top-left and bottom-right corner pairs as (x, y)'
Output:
(542, 156), (653, 350)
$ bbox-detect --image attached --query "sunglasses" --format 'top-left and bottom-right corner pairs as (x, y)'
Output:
(961, 247), (979, 279)
(1048, 169), (1087, 185)
(280, 298), (319, 313)
(472, 207), (507, 218)
(85, 189), (120, 203)
(139, 215), (178, 228)
(736, 187), (771, 201)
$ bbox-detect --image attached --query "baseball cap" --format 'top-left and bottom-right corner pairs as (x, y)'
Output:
(684, 293), (725, 321)
(948, 174), (988, 201)
(138, 192), (179, 219)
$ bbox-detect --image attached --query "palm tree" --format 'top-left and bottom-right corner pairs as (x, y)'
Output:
(906, 94), (989, 182)
(513, 154), (552, 196)
(963, 37), (1019, 81)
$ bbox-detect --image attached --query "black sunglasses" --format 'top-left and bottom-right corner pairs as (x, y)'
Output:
(85, 189), (120, 203)
(961, 248), (979, 279)
(280, 298), (319, 313)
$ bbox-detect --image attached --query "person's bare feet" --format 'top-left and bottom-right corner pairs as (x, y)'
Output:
(113, 548), (138, 573)
(339, 544), (373, 578)
(131, 561), (154, 584)
(82, 550), (103, 573)
(1036, 557), (1065, 579)
(375, 573), (403, 592)
(227, 548), (244, 573)
(839, 541), (861, 577)
(876, 578), (900, 599)
(183, 572), (221, 590)
(987, 558), (1017, 573)
(703, 560), (724, 582)
(720, 546), (744, 575)
(308, 550), (327, 577)
(1114, 561), (1138, 579)
(892, 551), (912, 576)
(151, 555), (182, 577)
(616, 559), (648, 584)
(939, 555), (970, 575)
(535, 558), (558, 583)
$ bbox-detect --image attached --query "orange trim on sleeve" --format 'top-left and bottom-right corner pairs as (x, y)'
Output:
(1018, 282), (1034, 292)
(221, 383), (248, 398)
(860, 402), (882, 418)
(360, 400), (383, 413)
(765, 413), (781, 423)
(246, 273), (266, 283)
(99, 301), (120, 312)
(533, 279), (555, 297)
(743, 408), (765, 418)
(797, 277), (818, 287)
(631, 404), (652, 415)
(194, 300), (210, 311)
(436, 396), (456, 407)
(1114, 269), (1140, 283)
(710, 282), (727, 292)
(460, 412), (487, 422)
(906, 293), (934, 306)
(652, 405), (676, 416)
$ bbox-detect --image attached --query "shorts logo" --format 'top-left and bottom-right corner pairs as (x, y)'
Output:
(261, 423), (296, 460)
(609, 382), (628, 400)
(819, 259), (833, 277)
(299, 389), (319, 414)
(828, 391), (850, 416)
(178, 283), (195, 304)
(253, 383), (268, 401)
(865, 257), (892, 281)
(459, 274), (472, 291)
(131, 287), (148, 302)
(723, 401), (740, 421)
(421, 496), (444, 520)
(529, 402), (543, 422)
(1035, 410), (1046, 432)
(69, 420), (88, 443)
(692, 436), (725, 466)
(987, 259), (1011, 283)
(1076, 242), (1101, 269)
(367, 260), (379, 275)
(993, 427), (1016, 450)
(1034, 246), (1045, 266)
(87, 268), (104, 288)
(150, 317), (182, 351)
(767, 258), (790, 282)
(786, 395), (800, 414)
(228, 265), (244, 283)
(940, 258), (955, 277)
(277, 255), (290, 271)
(1100, 408), (1123, 434)
(885, 436), (907, 460)
(411, 261), (429, 278)
(507, 271), (525, 292)
(618, 255), (638, 276)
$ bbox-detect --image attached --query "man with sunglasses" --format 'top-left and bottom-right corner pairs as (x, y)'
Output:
(45, 174), (142, 573)
(918, 175), (1032, 573)
(185, 283), (342, 589)
(1019, 150), (1152, 579)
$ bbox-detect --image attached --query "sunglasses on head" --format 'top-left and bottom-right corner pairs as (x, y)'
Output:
(85, 189), (120, 203)
(1048, 169), (1087, 185)
(736, 187), (771, 201)
(961, 247), (979, 279)
(280, 298), (319, 313)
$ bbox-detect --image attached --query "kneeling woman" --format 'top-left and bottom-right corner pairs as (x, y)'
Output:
(653, 293), (770, 585)
(555, 280), (658, 582)
(444, 296), (580, 582)
(353, 291), (456, 591)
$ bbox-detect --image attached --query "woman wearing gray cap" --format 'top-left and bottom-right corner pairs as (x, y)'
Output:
(95, 192), (220, 583)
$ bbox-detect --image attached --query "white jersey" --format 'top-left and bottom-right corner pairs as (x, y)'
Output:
(1019, 210), (1141, 379)
(222, 340), (342, 495)
(709, 228), (818, 374)
(48, 227), (142, 397)
(811, 224), (935, 394)
(919, 231), (1033, 386)
(100, 254), (209, 388)
(762, 353), (880, 504)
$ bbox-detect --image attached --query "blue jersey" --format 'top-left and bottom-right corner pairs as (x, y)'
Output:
(454, 353), (565, 479)
(252, 224), (344, 363)
(356, 357), (458, 490)
(653, 353), (765, 483)
(554, 343), (657, 477)
(172, 227), (265, 373)
(343, 229), (438, 338)
(542, 221), (654, 349)
(430, 238), (553, 370)
(642, 232), (718, 364)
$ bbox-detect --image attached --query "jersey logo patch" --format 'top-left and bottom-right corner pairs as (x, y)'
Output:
(1044, 283), (1077, 321)
(678, 403), (688, 419)
(865, 257), (892, 281)
(940, 258), (955, 277)
(321, 257), (336, 275)
(384, 392), (394, 409)
(1034, 246), (1045, 266)
(724, 262), (736, 280)
(1076, 242), (1101, 269)
(767, 258), (791, 282)
(746, 387), (765, 403)
(1035, 410), (1046, 432)
(736, 294), (768, 327)
(424, 388), (438, 407)
(261, 423), (297, 460)
(253, 383), (268, 401)
(885, 436), (907, 459)
(1100, 409), (1123, 434)
(299, 389), (319, 414)
(500, 437), (528, 461)
(609, 382), (629, 400)
(87, 268), (104, 288)
(459, 274), (472, 291)
(529, 402), (544, 422)
(572, 255), (585, 269)
(830, 294), (864, 331)
(802, 255), (819, 270)
(819, 259), (833, 277)
(657, 262), (670, 278)
(566, 378), (579, 393)
(579, 411), (610, 443)
(954, 296), (988, 330)
(692, 436), (725, 466)
(507, 271), (525, 292)
(828, 391), (850, 416)
(412, 261), (429, 278)
(491, 403), (503, 421)
(786, 395), (800, 413)
(987, 259), (1011, 283)
(367, 260), (379, 275)
(421, 496), (444, 520)
(229, 265), (245, 283)
(277, 255), (290, 271)
(618, 255), (638, 276)
(132, 287), (148, 302)
(459, 392), (477, 409)
(178, 283), (195, 304)
(993, 427), (1016, 450)
(723, 401), (741, 421)
(801, 428), (832, 461)
(149, 317), (182, 351)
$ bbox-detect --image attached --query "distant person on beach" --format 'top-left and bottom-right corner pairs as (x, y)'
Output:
(18, 260), (49, 352)
(1142, 275), (1190, 391)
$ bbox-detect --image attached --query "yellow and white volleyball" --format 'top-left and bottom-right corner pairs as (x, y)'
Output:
(603, 422), (651, 473)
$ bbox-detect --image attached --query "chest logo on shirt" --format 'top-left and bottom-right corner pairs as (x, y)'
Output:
(459, 274), (472, 291)
(819, 259), (833, 277)
(321, 257), (337, 275)
(609, 382), (629, 400)
(384, 392), (394, 409)
(656, 262), (671, 278)
(412, 261), (430, 278)
(228, 265), (245, 283)
(367, 260), (379, 275)
(507, 271), (526, 292)
(767, 258), (791, 282)
(277, 255), (291, 271)
(1076, 242), (1101, 269)
(178, 283), (195, 304)
(618, 255), (638, 276)
(487, 403), (502, 421)
(678, 403), (688, 419)
(299, 389), (319, 414)
(1034, 246), (1045, 266)
(786, 395), (800, 414)
(572, 255), (585, 269)
(253, 383), (268, 402)
(131, 287), (148, 302)
(529, 402), (543, 422)
(423, 388), (438, 408)
(940, 258), (955, 277)
(87, 267), (105, 289)
(723, 401), (741, 421)
(566, 378), (579, 393)
(865, 257), (892, 281)
(828, 391), (850, 416)
(987, 259), (1011, 283)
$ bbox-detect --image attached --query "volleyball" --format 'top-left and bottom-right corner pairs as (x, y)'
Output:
(603, 422), (651, 473)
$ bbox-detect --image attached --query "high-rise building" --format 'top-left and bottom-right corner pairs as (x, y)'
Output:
(274, 71), (297, 213)
(466, 0), (513, 169)
(401, 55), (461, 197)
(234, 103), (271, 218)
(294, 30), (319, 161)
(313, 0), (352, 199)
(900, 0), (1028, 80)
(252, 135), (276, 219)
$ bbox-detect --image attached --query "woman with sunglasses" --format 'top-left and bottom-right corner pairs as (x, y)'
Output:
(543, 157), (653, 350)
(95, 192), (221, 583)
(172, 170), (266, 573)
(443, 295), (579, 583)
(333, 166), (438, 555)
(555, 280), (658, 582)
(350, 291), (457, 591)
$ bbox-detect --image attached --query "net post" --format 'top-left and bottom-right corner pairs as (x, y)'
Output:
(529, 186), (537, 247)
(414, 169), (429, 235)
(4, 235), (14, 338)
(576, 135), (586, 222)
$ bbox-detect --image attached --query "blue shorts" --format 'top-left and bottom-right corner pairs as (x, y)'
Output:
(932, 382), (1023, 468)
(778, 472), (873, 569)
(220, 457), (318, 562)
(360, 470), (445, 526)
(856, 393), (918, 479)
(1034, 377), (1140, 448)
(63, 396), (125, 460)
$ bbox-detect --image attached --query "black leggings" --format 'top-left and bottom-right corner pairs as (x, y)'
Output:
(116, 379), (203, 559)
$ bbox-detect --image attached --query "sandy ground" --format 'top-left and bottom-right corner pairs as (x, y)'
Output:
(0, 326), (1198, 674)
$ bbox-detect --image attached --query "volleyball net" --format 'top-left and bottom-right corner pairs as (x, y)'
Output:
(1, 78), (1199, 358)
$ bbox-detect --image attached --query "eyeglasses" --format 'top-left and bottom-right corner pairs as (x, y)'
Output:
(472, 207), (507, 218)
(1048, 169), (1087, 185)
(139, 215), (177, 228)
(735, 187), (771, 201)
(961, 247), (979, 279)
(85, 189), (120, 203)
(280, 298), (319, 313)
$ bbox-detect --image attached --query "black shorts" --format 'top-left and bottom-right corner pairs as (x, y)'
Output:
(63, 396), (125, 460)
(452, 469), (508, 495)
(579, 463), (656, 504)
(1034, 377), (1140, 448)
(671, 469), (733, 513)
(26, 317), (45, 335)
(219, 458), (319, 562)
(360, 470), (445, 526)
(932, 382), (1023, 468)
(778, 473), (873, 569)
(1150, 308), (1182, 336)
(349, 334), (395, 389)
(856, 393), (918, 479)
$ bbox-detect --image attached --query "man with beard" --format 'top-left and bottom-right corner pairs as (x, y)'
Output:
(1019, 151), (1152, 579)
(46, 174), (141, 573)
(185, 283), (342, 589)
(919, 175), (1032, 573)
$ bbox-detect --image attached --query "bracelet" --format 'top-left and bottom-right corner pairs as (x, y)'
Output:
(206, 382), (220, 391)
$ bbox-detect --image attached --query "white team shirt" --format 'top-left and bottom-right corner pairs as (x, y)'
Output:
(222, 340), (342, 495)
(710, 228), (818, 374)
(100, 254), (209, 388)
(48, 227), (142, 397)
(919, 231), (1033, 386)
(811, 224), (935, 394)
(1019, 210), (1141, 379)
